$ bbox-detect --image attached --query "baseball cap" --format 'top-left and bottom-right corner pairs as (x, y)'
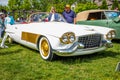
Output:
(65, 4), (70, 8)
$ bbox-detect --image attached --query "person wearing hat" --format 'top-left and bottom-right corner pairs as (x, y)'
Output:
(62, 4), (76, 24)
(0, 12), (15, 48)
(0, 12), (5, 39)
(48, 6), (59, 21)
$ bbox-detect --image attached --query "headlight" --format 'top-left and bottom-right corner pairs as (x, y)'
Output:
(62, 35), (68, 43)
(60, 32), (76, 44)
(69, 35), (75, 43)
(111, 31), (116, 38)
(106, 30), (116, 40)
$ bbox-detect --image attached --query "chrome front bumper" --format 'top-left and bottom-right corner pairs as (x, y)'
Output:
(53, 40), (113, 56)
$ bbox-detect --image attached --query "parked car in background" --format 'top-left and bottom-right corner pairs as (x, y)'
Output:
(76, 10), (120, 39)
(5, 12), (115, 61)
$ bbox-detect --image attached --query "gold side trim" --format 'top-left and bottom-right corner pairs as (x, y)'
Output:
(21, 32), (40, 44)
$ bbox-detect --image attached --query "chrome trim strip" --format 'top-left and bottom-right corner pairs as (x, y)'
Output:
(53, 40), (112, 56)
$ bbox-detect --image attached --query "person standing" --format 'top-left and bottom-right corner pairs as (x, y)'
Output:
(62, 4), (76, 24)
(0, 12), (15, 48)
(48, 7), (59, 21)
(4, 12), (15, 26)
(0, 12), (5, 39)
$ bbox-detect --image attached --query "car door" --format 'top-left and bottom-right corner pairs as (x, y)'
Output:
(8, 24), (25, 42)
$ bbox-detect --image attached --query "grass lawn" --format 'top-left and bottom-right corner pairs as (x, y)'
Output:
(0, 40), (120, 80)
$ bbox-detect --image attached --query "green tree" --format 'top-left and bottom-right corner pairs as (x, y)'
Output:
(7, 0), (99, 13)
(39, 0), (50, 11)
(75, 2), (98, 13)
(111, 0), (119, 10)
(0, 5), (8, 13)
(21, 0), (31, 10)
(47, 3), (65, 13)
(31, 0), (40, 10)
(8, 0), (23, 11)
(99, 0), (108, 9)
(46, 0), (90, 13)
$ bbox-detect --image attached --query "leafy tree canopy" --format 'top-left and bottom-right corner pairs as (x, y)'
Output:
(75, 2), (98, 13)
(111, 0), (119, 10)
(99, 0), (108, 9)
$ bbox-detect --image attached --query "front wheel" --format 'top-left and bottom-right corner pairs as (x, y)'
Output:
(38, 36), (54, 61)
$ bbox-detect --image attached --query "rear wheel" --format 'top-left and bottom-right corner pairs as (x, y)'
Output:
(38, 36), (54, 61)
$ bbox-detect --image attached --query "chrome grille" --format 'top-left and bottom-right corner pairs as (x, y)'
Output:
(78, 34), (102, 48)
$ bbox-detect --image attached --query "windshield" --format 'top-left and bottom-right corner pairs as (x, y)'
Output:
(30, 13), (66, 22)
(105, 11), (120, 19)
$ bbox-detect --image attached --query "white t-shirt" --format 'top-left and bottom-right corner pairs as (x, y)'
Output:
(50, 14), (55, 21)
(4, 16), (11, 26)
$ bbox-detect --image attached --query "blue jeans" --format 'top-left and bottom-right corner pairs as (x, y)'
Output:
(0, 27), (4, 38)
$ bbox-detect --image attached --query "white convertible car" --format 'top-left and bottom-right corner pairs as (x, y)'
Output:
(5, 12), (115, 61)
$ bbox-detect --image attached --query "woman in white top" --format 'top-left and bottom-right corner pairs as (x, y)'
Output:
(48, 7), (59, 21)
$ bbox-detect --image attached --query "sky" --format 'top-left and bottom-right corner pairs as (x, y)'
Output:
(0, 0), (8, 6)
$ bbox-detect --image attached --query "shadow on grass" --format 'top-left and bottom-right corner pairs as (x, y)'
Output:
(1, 41), (119, 64)
(0, 48), (23, 55)
(54, 50), (119, 64)
(0, 43), (23, 55)
(7, 42), (119, 64)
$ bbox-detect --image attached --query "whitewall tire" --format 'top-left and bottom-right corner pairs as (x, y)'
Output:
(38, 36), (54, 61)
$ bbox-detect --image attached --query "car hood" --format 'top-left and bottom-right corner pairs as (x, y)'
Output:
(7, 22), (101, 38)
(28, 22), (100, 37)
